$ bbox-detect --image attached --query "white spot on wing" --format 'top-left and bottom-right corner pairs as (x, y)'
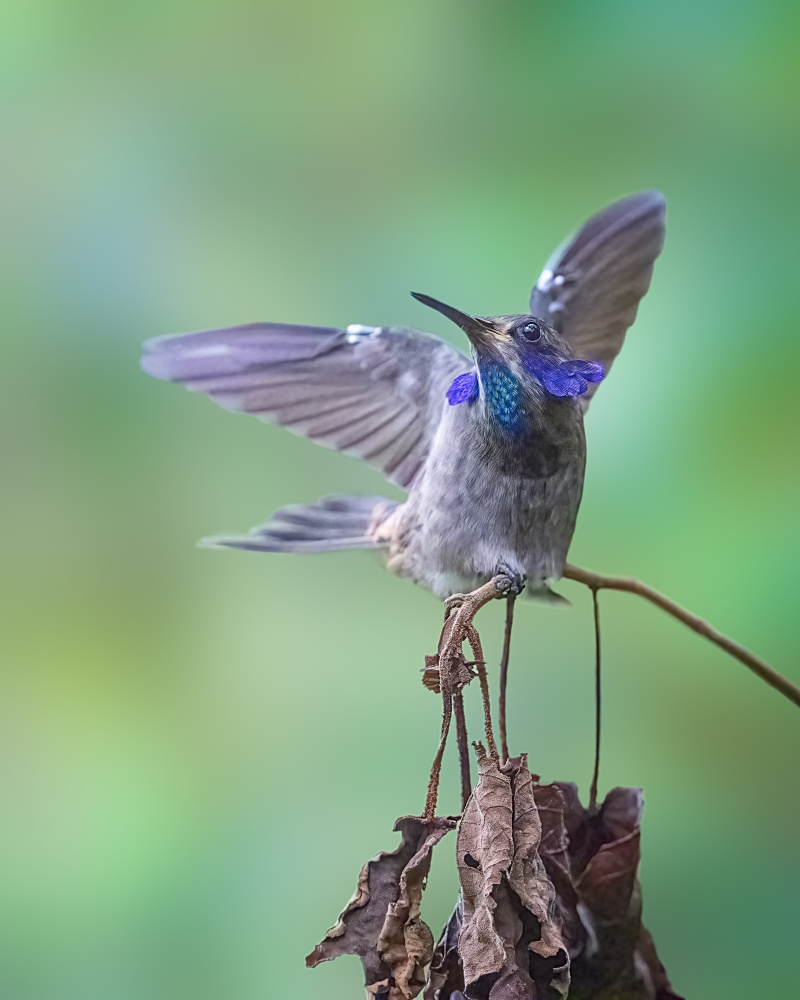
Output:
(536, 268), (553, 292)
(397, 370), (418, 394)
(185, 344), (231, 357)
(346, 324), (378, 343)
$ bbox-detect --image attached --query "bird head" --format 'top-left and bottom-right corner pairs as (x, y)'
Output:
(411, 292), (604, 408)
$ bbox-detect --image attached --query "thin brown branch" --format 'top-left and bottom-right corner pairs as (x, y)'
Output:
(565, 563), (800, 709)
(424, 574), (525, 815)
(423, 687), (452, 820)
(424, 614), (456, 820)
(498, 593), (516, 763)
(466, 625), (498, 763)
(588, 587), (602, 815)
(453, 690), (472, 811)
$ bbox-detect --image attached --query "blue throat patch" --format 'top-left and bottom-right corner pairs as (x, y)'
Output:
(481, 361), (524, 430)
(446, 354), (604, 426)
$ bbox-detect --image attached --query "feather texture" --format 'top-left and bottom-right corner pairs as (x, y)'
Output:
(201, 494), (398, 553)
(529, 190), (666, 410)
(141, 322), (469, 489)
(140, 192), (665, 599)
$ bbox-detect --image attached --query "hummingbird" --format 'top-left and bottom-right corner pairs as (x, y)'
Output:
(141, 191), (665, 604)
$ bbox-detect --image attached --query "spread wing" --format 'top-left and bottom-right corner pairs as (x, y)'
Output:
(141, 322), (470, 489)
(529, 190), (666, 410)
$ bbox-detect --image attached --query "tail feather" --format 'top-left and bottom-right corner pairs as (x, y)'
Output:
(200, 494), (398, 554)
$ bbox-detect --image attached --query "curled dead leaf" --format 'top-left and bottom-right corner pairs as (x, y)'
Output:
(307, 815), (456, 999)
(379, 817), (458, 996)
(429, 779), (683, 1000)
(546, 784), (684, 1000)
(422, 653), (476, 694)
(424, 896), (465, 999)
(456, 746), (570, 999)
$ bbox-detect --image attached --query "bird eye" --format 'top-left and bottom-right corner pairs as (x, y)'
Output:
(518, 321), (541, 342)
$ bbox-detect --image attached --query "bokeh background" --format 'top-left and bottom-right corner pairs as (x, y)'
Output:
(2, 1), (799, 997)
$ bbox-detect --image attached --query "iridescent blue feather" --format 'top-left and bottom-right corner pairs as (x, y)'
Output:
(523, 356), (605, 397)
(446, 371), (479, 405)
(447, 357), (604, 415)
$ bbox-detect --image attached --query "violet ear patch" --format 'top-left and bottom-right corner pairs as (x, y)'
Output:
(523, 355), (605, 398)
(562, 360), (605, 383)
(446, 371), (479, 406)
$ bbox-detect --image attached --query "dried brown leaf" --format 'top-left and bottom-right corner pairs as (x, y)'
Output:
(532, 782), (579, 949)
(424, 897), (465, 1000)
(423, 652), (478, 694)
(507, 760), (562, 963)
(307, 815), (456, 999)
(548, 784), (684, 1000)
(378, 817), (458, 997)
(423, 655), (443, 693)
(424, 780), (682, 1000)
(456, 747), (569, 999)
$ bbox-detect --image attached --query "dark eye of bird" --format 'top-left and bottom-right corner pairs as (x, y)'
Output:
(517, 320), (541, 342)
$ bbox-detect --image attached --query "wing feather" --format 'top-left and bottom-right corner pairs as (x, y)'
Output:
(141, 321), (470, 489)
(529, 190), (666, 410)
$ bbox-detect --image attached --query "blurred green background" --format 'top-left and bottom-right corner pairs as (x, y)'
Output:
(1, 0), (799, 997)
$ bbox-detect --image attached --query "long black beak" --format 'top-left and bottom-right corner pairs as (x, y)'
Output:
(411, 292), (495, 351)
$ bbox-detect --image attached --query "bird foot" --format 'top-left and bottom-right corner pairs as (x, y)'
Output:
(443, 572), (523, 618)
(491, 573), (516, 596)
(493, 567), (526, 596)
